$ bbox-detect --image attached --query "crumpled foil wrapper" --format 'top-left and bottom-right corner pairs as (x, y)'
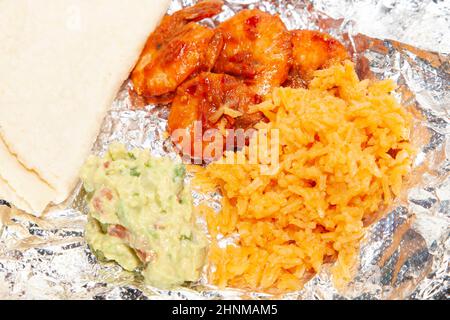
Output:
(0, 0), (448, 300)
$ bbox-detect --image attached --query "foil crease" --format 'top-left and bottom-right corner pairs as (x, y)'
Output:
(0, 0), (449, 300)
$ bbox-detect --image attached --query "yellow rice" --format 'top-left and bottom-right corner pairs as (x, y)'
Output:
(194, 61), (414, 293)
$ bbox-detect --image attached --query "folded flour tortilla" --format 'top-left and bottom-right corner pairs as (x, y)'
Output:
(0, 138), (56, 213)
(0, 0), (170, 215)
(0, 177), (32, 214)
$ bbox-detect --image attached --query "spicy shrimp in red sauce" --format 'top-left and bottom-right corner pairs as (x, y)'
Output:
(213, 9), (292, 95)
(284, 30), (350, 88)
(131, 0), (224, 102)
(168, 72), (265, 161)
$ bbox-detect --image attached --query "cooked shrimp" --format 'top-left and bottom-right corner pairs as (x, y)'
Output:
(285, 30), (349, 88)
(168, 72), (264, 160)
(131, 0), (224, 100)
(213, 9), (292, 95)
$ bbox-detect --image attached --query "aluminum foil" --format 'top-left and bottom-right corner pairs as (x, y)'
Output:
(0, 0), (448, 300)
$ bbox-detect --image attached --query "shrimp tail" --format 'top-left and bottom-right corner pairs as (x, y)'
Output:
(176, 0), (224, 22)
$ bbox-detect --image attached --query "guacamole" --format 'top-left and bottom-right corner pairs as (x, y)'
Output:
(81, 143), (207, 288)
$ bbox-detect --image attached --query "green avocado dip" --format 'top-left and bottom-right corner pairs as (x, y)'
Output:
(80, 142), (208, 288)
